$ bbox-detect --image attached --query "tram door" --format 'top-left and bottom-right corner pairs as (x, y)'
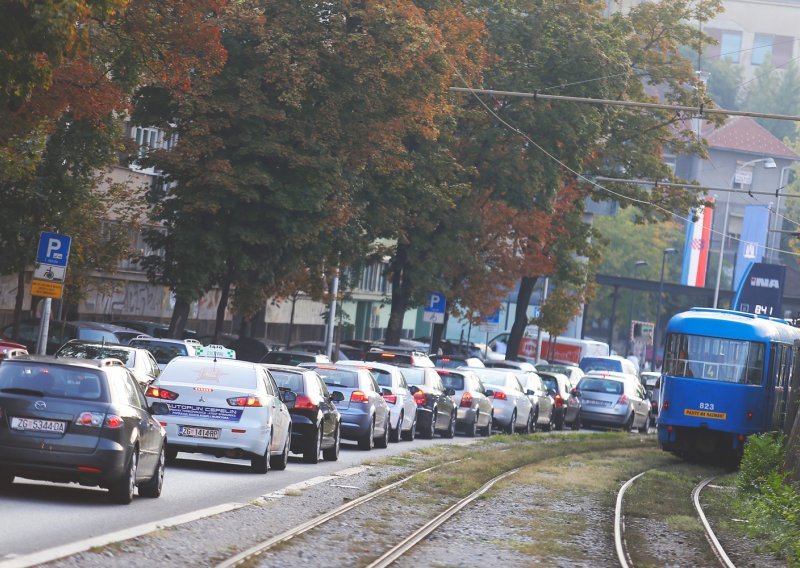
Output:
(769, 344), (792, 432)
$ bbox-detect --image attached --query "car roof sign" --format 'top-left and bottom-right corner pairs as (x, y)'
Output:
(196, 344), (236, 360)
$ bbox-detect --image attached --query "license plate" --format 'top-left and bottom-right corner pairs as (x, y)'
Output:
(584, 399), (609, 407)
(11, 417), (66, 434)
(178, 425), (220, 439)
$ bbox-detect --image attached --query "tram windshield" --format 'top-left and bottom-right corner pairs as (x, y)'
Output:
(663, 333), (765, 385)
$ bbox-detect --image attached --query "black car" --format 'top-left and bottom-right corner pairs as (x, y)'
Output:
(111, 319), (200, 340)
(1, 319), (148, 354)
(399, 367), (457, 439)
(0, 355), (167, 504)
(263, 364), (342, 463)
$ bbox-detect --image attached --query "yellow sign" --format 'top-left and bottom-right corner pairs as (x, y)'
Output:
(684, 409), (726, 420)
(31, 278), (64, 299)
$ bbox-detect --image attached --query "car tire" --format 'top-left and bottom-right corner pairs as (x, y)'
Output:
(420, 411), (436, 439)
(109, 448), (138, 505)
(624, 413), (635, 433)
(165, 445), (178, 465)
(271, 427), (291, 470)
(251, 434), (272, 474)
(358, 417), (375, 450)
(443, 412), (456, 439)
(322, 423), (340, 461)
(638, 413), (651, 434)
(543, 411), (553, 432)
(571, 415), (582, 431)
(467, 412), (478, 438)
(401, 414), (416, 441)
(0, 471), (14, 489)
(303, 425), (322, 464)
(138, 445), (165, 498)
(481, 413), (493, 437)
(527, 410), (536, 434)
(389, 412), (402, 444)
(375, 415), (390, 449)
(555, 413), (565, 431)
(505, 411), (516, 435)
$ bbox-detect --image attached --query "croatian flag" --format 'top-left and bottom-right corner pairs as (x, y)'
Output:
(681, 199), (714, 287)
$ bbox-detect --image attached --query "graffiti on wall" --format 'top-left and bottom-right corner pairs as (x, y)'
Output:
(82, 281), (170, 318)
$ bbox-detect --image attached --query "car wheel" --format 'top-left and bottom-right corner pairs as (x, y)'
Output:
(139, 444), (165, 498)
(482, 413), (493, 437)
(571, 415), (582, 431)
(375, 415), (390, 449)
(624, 413), (635, 433)
(165, 445), (178, 465)
(505, 411), (516, 435)
(271, 426), (291, 470)
(543, 411), (553, 432)
(322, 423), (340, 461)
(0, 471), (14, 489)
(528, 410), (536, 434)
(358, 417), (375, 450)
(251, 433), (272, 474)
(638, 413), (651, 434)
(389, 412), (402, 444)
(467, 412), (478, 438)
(303, 425), (322, 464)
(401, 414), (416, 441)
(109, 448), (138, 504)
(443, 412), (456, 439)
(555, 412), (565, 431)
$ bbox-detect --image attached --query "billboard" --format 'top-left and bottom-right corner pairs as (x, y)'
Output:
(733, 205), (770, 290)
(732, 262), (786, 317)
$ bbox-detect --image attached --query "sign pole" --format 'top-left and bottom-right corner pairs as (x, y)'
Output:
(36, 298), (52, 355)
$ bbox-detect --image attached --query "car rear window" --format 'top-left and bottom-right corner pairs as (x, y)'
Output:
(474, 372), (507, 387)
(78, 329), (119, 344)
(261, 352), (315, 366)
(438, 373), (464, 391)
(369, 368), (392, 387)
(0, 362), (108, 401)
(270, 370), (306, 393)
(365, 352), (413, 365)
(579, 377), (623, 394)
(56, 343), (135, 366)
(160, 362), (257, 389)
(316, 368), (359, 388)
(433, 357), (465, 369)
(129, 340), (188, 364)
(540, 375), (558, 392)
(401, 367), (425, 386)
(580, 358), (622, 373)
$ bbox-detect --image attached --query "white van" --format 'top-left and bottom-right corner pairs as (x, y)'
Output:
(488, 329), (609, 366)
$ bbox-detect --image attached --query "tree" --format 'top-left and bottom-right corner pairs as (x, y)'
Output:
(741, 59), (800, 143)
(705, 58), (743, 111)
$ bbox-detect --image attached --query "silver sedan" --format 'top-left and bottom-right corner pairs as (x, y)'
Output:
(464, 368), (534, 434)
(436, 369), (494, 437)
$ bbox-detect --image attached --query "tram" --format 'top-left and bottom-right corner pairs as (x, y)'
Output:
(657, 308), (800, 459)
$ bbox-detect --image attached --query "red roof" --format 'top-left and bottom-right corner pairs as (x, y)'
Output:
(702, 116), (799, 160)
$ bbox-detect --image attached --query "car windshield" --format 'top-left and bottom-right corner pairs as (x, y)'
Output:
(663, 333), (765, 385)
(0, 362), (107, 401)
(401, 367), (425, 386)
(316, 368), (359, 388)
(580, 358), (622, 373)
(78, 329), (118, 343)
(130, 340), (188, 364)
(56, 343), (135, 366)
(270, 370), (305, 393)
(579, 377), (623, 395)
(439, 373), (464, 391)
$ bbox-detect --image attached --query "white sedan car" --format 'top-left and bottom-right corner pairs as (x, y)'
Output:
(145, 355), (293, 473)
(338, 360), (418, 442)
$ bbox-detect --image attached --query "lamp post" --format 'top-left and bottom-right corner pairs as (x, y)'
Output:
(713, 157), (777, 308)
(769, 165), (793, 263)
(625, 260), (648, 357)
(652, 248), (677, 371)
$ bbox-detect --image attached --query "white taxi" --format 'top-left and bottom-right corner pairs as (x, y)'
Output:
(145, 347), (293, 473)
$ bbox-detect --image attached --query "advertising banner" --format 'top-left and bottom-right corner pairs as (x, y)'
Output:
(733, 205), (770, 289)
(732, 262), (786, 317)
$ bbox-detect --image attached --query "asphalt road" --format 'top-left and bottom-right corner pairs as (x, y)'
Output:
(0, 436), (475, 560)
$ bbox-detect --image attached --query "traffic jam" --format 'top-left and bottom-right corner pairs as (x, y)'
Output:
(0, 335), (659, 504)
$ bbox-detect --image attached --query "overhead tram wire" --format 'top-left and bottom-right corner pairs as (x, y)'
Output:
(592, 176), (800, 199)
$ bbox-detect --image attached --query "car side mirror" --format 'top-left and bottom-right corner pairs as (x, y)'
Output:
(281, 391), (297, 406)
(485, 389), (494, 397)
(150, 402), (170, 415)
(526, 389), (535, 396)
(446, 388), (456, 396)
(330, 390), (345, 402)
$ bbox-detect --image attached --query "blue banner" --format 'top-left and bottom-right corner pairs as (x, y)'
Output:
(733, 263), (786, 318)
(733, 205), (770, 289)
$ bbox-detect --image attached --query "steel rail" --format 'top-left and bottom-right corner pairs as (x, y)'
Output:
(215, 460), (460, 568)
(615, 470), (648, 568)
(365, 467), (521, 568)
(693, 475), (737, 568)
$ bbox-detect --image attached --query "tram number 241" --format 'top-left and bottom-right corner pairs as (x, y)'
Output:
(698, 402), (715, 411)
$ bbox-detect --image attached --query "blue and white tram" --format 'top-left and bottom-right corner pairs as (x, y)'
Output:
(657, 308), (800, 459)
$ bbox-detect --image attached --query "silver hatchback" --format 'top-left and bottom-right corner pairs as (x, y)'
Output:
(575, 372), (650, 432)
(436, 369), (494, 437)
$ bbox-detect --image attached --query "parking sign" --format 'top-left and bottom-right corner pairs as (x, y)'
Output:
(36, 232), (72, 267)
(423, 292), (446, 324)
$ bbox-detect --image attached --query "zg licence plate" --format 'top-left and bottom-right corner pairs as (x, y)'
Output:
(178, 425), (220, 439)
(11, 417), (66, 434)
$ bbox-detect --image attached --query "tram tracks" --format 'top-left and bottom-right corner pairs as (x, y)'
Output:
(616, 469), (735, 568)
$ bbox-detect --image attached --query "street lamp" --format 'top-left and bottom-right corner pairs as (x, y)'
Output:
(652, 248), (677, 371)
(713, 157), (777, 308)
(625, 260), (648, 357)
(769, 165), (793, 263)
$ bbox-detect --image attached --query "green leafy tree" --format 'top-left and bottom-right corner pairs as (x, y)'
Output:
(741, 59), (800, 143)
(706, 58), (743, 110)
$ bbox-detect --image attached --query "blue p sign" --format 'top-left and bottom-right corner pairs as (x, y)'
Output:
(36, 232), (72, 267)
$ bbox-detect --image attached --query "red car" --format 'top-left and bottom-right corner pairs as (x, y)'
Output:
(0, 340), (28, 360)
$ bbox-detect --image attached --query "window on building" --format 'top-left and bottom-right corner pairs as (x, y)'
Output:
(772, 35), (796, 67)
(720, 31), (743, 63)
(751, 33), (773, 66)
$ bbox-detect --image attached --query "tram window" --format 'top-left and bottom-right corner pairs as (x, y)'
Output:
(663, 333), (764, 384)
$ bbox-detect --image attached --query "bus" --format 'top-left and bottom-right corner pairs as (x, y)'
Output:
(657, 308), (800, 460)
(488, 329), (609, 366)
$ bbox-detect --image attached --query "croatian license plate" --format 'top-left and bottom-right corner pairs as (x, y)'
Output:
(584, 399), (609, 407)
(11, 417), (66, 434)
(178, 425), (220, 439)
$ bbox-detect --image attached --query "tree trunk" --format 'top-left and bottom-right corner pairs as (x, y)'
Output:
(12, 268), (25, 341)
(506, 276), (538, 361)
(168, 297), (191, 338)
(385, 246), (410, 346)
(214, 278), (231, 344)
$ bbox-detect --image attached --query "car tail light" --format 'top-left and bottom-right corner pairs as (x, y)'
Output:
(554, 394), (563, 407)
(746, 410), (753, 420)
(383, 394), (398, 405)
(75, 412), (104, 427)
(350, 390), (370, 404)
(227, 395), (264, 407)
(663, 399), (669, 411)
(493, 391), (507, 400)
(146, 386), (179, 401)
(105, 414), (124, 428)
(615, 394), (628, 407)
(413, 391), (427, 405)
(294, 394), (318, 411)
(567, 396), (580, 408)
(460, 392), (473, 408)
(380, 353), (396, 359)
(78, 466), (101, 473)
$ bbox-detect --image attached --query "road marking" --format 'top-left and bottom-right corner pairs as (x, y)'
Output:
(0, 502), (245, 568)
